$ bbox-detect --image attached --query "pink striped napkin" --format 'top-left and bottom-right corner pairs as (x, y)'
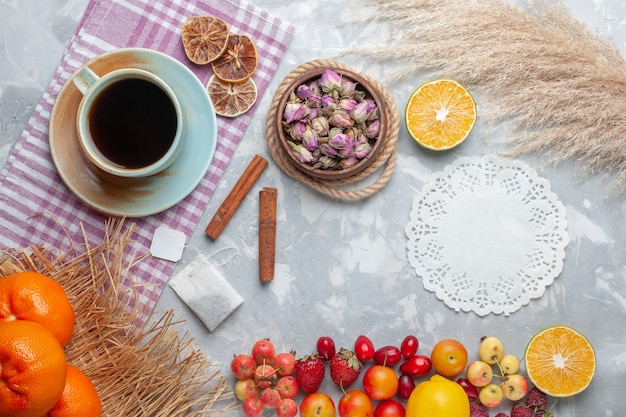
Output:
(0, 0), (293, 317)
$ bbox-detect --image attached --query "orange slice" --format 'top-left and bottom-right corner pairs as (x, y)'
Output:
(181, 16), (229, 65)
(524, 325), (596, 397)
(206, 75), (257, 117)
(405, 78), (476, 150)
(211, 34), (258, 83)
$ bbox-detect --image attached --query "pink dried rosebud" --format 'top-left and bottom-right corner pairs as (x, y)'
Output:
(328, 127), (343, 138)
(338, 97), (358, 112)
(319, 143), (338, 157)
(311, 117), (330, 136)
(319, 69), (342, 94)
(289, 142), (315, 163)
(296, 84), (311, 100)
(330, 132), (355, 158)
(308, 78), (321, 95)
(307, 93), (322, 107)
(289, 121), (307, 141)
(315, 155), (339, 170)
(284, 102), (309, 123)
(302, 127), (320, 152)
(329, 112), (353, 129)
(364, 119), (380, 138)
(329, 132), (351, 150)
(351, 99), (377, 124)
(340, 154), (359, 168)
(321, 96), (337, 113)
(354, 135), (372, 159)
(340, 78), (357, 97)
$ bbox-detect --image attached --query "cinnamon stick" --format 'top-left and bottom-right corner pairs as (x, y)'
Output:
(259, 187), (277, 282)
(205, 155), (268, 240)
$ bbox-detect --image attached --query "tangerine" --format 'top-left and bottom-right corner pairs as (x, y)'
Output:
(0, 271), (75, 346)
(525, 325), (596, 397)
(405, 78), (476, 150)
(181, 16), (230, 65)
(206, 75), (258, 117)
(45, 365), (102, 417)
(0, 320), (68, 417)
(211, 34), (258, 83)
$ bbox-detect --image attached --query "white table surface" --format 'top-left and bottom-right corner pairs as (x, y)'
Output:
(1, 1), (625, 416)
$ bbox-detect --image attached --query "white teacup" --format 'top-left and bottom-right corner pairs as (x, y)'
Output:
(73, 66), (184, 177)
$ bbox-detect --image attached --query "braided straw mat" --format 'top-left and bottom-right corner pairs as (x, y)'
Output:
(0, 218), (229, 417)
(266, 59), (399, 200)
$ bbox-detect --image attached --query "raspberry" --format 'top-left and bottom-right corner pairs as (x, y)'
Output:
(526, 387), (548, 409)
(511, 404), (532, 417)
(494, 413), (509, 417)
(469, 402), (489, 417)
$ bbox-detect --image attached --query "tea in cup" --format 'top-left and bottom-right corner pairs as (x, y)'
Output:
(73, 66), (184, 177)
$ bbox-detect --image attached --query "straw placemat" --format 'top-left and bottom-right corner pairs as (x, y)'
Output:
(0, 219), (230, 416)
(265, 59), (399, 200)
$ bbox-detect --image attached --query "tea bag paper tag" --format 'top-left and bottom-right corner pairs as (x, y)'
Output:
(150, 226), (186, 262)
(168, 254), (244, 332)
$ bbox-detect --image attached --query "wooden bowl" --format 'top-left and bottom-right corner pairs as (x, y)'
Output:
(274, 65), (387, 180)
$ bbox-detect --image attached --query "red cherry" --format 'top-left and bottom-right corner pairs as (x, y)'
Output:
(316, 336), (336, 361)
(400, 335), (419, 358)
(354, 335), (375, 362)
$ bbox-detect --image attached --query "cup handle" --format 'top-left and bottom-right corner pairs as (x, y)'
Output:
(72, 66), (100, 95)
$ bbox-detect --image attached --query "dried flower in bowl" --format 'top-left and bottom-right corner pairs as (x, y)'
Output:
(275, 67), (386, 180)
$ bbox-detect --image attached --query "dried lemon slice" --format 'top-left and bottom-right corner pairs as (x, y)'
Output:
(211, 34), (258, 84)
(405, 79), (476, 151)
(525, 325), (596, 397)
(207, 75), (257, 117)
(181, 16), (229, 65)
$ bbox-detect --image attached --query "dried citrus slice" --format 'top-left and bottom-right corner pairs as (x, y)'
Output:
(405, 78), (476, 150)
(181, 16), (229, 65)
(524, 325), (596, 397)
(207, 75), (257, 117)
(211, 34), (258, 83)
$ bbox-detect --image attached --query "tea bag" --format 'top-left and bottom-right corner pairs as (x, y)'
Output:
(150, 226), (186, 262)
(168, 254), (244, 332)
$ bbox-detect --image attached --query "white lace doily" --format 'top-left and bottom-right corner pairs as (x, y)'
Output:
(405, 155), (569, 316)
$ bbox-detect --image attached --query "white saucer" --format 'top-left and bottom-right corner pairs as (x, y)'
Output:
(49, 48), (217, 217)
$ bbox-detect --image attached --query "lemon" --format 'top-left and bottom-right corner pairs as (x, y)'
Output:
(406, 375), (470, 417)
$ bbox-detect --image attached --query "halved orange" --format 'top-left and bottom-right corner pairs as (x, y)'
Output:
(405, 78), (476, 150)
(211, 34), (258, 83)
(524, 325), (596, 397)
(181, 16), (229, 65)
(206, 75), (257, 117)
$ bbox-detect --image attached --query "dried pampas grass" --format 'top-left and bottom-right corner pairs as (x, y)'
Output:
(0, 218), (230, 417)
(354, 0), (626, 193)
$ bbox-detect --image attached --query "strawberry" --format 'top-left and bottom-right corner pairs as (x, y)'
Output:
(329, 348), (362, 389)
(294, 354), (325, 394)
